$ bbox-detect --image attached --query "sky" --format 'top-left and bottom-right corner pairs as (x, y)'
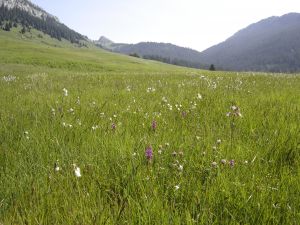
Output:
(30, 0), (300, 51)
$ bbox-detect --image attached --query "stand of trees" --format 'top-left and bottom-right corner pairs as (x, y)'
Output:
(0, 4), (84, 43)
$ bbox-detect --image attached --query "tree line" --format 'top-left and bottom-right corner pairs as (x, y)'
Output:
(0, 4), (84, 43)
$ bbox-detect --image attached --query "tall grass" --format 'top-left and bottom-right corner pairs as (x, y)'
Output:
(0, 69), (299, 224)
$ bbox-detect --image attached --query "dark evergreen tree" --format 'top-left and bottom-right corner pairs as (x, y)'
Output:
(3, 22), (12, 31)
(209, 64), (216, 71)
(20, 26), (26, 34)
(129, 53), (140, 58)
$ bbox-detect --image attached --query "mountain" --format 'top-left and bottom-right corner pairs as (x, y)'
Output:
(98, 13), (300, 72)
(0, 0), (85, 43)
(96, 36), (114, 48)
(199, 13), (300, 72)
(95, 37), (207, 69)
(0, 0), (58, 21)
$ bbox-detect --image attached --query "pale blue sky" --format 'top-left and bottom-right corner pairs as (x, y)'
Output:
(30, 0), (300, 51)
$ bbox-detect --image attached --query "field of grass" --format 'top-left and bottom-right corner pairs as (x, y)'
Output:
(0, 29), (300, 224)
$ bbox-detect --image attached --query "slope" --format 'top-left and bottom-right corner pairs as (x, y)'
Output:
(0, 27), (194, 74)
(199, 13), (300, 72)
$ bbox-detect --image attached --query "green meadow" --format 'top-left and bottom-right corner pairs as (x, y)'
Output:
(0, 28), (300, 224)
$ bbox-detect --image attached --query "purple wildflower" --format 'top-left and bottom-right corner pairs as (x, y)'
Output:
(145, 146), (153, 160)
(152, 120), (157, 131)
(111, 123), (116, 130)
(229, 159), (235, 167)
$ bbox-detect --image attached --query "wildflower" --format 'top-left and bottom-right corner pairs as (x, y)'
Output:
(231, 105), (238, 111)
(73, 164), (81, 177)
(111, 123), (116, 130)
(68, 108), (74, 114)
(92, 125), (99, 131)
(244, 160), (248, 164)
(229, 159), (235, 167)
(162, 96), (168, 103)
(211, 161), (218, 167)
(175, 185), (180, 190)
(158, 149), (162, 154)
(51, 108), (56, 116)
(152, 120), (157, 131)
(2, 75), (16, 82)
(178, 164), (183, 171)
(216, 139), (221, 145)
(132, 152), (137, 157)
(145, 146), (153, 161)
(227, 105), (242, 117)
(54, 161), (60, 172)
(76, 97), (80, 105)
(220, 159), (227, 165)
(172, 151), (177, 157)
(63, 88), (68, 97)
(24, 131), (29, 139)
(197, 93), (202, 100)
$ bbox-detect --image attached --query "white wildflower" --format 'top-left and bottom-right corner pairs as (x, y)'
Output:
(220, 159), (227, 165)
(63, 88), (68, 97)
(92, 125), (99, 131)
(73, 164), (81, 177)
(178, 165), (183, 171)
(51, 108), (56, 116)
(211, 162), (218, 167)
(76, 97), (80, 105)
(54, 161), (60, 172)
(162, 96), (168, 103)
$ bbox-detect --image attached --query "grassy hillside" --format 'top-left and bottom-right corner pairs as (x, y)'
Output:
(0, 28), (300, 224)
(0, 27), (191, 74)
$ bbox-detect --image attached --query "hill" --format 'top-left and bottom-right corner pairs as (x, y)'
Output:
(0, 0), (84, 43)
(0, 26), (193, 74)
(95, 36), (207, 69)
(199, 13), (300, 72)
